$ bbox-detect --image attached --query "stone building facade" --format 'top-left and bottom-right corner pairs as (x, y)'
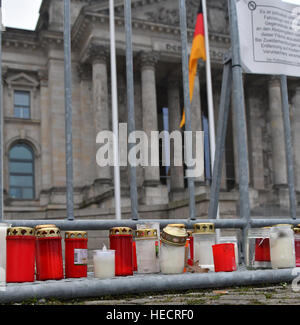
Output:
(2, 0), (299, 220)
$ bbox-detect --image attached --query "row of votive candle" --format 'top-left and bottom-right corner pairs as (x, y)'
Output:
(0, 222), (241, 284)
(0, 224), (88, 283)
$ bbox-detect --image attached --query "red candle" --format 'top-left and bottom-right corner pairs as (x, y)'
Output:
(294, 228), (300, 267)
(65, 231), (88, 278)
(109, 227), (133, 276)
(6, 227), (35, 283)
(255, 238), (271, 262)
(35, 225), (63, 281)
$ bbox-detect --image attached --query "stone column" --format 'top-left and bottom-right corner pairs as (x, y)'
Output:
(48, 57), (67, 188)
(268, 76), (287, 185)
(140, 51), (160, 185)
(139, 51), (168, 205)
(89, 44), (112, 185)
(167, 75), (185, 198)
(291, 86), (300, 192)
(231, 76), (249, 187)
(133, 70), (144, 189)
(71, 62), (83, 194)
(268, 76), (288, 206)
(77, 64), (95, 187)
(246, 85), (265, 191)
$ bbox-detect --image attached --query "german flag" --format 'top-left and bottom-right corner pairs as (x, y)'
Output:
(180, 1), (206, 128)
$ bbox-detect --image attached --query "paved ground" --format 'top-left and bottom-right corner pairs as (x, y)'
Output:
(81, 284), (300, 305)
(9, 282), (299, 305)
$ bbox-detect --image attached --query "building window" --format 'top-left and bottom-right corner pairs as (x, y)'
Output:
(14, 90), (30, 119)
(9, 143), (35, 199)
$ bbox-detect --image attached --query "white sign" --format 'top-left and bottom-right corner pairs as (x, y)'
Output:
(236, 0), (300, 77)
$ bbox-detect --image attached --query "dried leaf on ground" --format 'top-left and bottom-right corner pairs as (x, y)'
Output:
(186, 261), (209, 273)
(213, 290), (229, 295)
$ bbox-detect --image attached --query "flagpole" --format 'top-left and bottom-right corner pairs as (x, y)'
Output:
(202, 0), (220, 241)
(109, 0), (122, 220)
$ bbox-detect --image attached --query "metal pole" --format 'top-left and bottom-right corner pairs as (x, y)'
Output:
(6, 218), (248, 230)
(0, 0), (3, 221)
(0, 268), (296, 303)
(280, 75), (297, 220)
(179, 0), (196, 220)
(124, 0), (139, 220)
(202, 0), (221, 241)
(110, 0), (122, 220)
(202, 0), (216, 171)
(228, 0), (251, 263)
(201, 0), (220, 219)
(208, 53), (232, 221)
(6, 217), (300, 230)
(63, 0), (74, 221)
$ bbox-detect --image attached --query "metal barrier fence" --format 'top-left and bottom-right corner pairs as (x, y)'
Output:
(0, 0), (299, 303)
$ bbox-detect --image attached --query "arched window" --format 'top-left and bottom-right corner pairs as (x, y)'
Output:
(9, 143), (35, 199)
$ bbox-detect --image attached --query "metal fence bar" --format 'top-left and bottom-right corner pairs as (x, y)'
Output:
(110, 0), (122, 220)
(6, 218), (300, 231)
(208, 52), (232, 220)
(179, 0), (196, 221)
(63, 0), (74, 221)
(280, 75), (297, 220)
(0, 268), (296, 304)
(228, 0), (250, 263)
(228, 0), (251, 264)
(124, 0), (139, 221)
(0, 1), (3, 221)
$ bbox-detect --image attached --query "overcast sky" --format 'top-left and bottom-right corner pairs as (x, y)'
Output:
(1, 0), (300, 31)
(3, 0), (42, 30)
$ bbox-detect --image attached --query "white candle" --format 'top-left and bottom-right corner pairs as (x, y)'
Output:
(93, 248), (115, 279)
(270, 226), (295, 269)
(136, 238), (157, 274)
(160, 243), (185, 274)
(193, 234), (215, 271)
(137, 223), (160, 273)
(0, 223), (10, 285)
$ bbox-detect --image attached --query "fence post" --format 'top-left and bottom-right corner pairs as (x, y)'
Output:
(124, 0), (139, 220)
(228, 0), (251, 264)
(63, 0), (74, 221)
(280, 75), (297, 220)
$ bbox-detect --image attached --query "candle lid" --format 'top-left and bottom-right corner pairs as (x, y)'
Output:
(193, 223), (215, 234)
(167, 223), (186, 229)
(35, 224), (57, 230)
(161, 226), (188, 246)
(109, 227), (133, 236)
(294, 227), (300, 233)
(135, 228), (157, 240)
(65, 231), (88, 239)
(273, 224), (293, 228)
(7, 227), (35, 236)
(35, 226), (61, 238)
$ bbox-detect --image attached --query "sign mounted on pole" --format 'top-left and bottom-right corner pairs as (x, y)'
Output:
(236, 0), (300, 77)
